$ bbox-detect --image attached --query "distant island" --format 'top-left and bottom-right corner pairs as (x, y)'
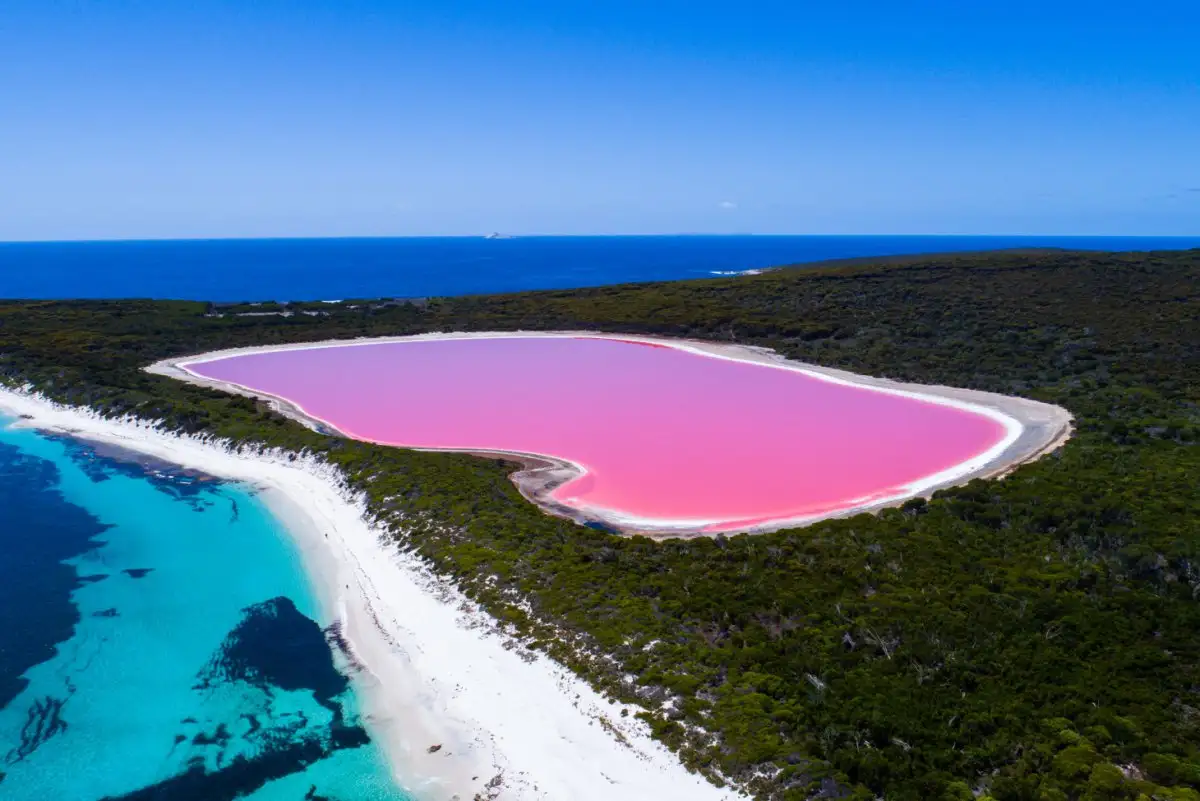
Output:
(1, 248), (1198, 801)
(484, 231), (514, 239)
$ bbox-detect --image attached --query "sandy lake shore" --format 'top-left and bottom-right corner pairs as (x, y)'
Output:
(149, 331), (1074, 537)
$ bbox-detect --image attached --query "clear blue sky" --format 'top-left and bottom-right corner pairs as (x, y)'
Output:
(2, 0), (1198, 240)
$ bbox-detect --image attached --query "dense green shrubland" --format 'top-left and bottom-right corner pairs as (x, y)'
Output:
(2, 249), (1199, 799)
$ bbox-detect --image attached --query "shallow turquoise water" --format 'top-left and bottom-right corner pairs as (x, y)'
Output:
(0, 419), (411, 800)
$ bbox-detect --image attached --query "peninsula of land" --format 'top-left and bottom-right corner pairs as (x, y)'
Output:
(1, 248), (1197, 800)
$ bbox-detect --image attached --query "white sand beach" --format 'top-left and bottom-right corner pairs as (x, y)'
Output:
(0, 387), (741, 801)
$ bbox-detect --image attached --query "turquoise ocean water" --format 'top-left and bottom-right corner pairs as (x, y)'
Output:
(0, 417), (410, 800)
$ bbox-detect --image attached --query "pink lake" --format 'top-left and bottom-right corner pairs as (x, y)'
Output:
(186, 336), (1011, 532)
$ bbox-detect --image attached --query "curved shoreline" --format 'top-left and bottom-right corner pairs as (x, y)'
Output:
(149, 331), (1074, 538)
(0, 388), (741, 801)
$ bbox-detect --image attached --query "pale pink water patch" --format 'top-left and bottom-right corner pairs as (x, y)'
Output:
(186, 337), (1008, 531)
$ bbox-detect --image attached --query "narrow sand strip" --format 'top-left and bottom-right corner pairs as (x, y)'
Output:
(149, 331), (1074, 537)
(0, 388), (741, 801)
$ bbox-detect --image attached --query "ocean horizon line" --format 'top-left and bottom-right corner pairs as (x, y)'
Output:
(5, 232), (1200, 246)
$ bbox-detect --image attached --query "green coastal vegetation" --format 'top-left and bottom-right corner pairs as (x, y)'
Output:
(2, 248), (1199, 800)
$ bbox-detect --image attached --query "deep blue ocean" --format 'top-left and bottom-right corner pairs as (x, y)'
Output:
(0, 417), (409, 800)
(2, 235), (1198, 302)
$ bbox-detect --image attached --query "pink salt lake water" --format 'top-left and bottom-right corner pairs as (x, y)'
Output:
(187, 337), (1009, 531)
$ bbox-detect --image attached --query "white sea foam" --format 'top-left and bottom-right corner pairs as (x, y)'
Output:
(707, 268), (764, 276)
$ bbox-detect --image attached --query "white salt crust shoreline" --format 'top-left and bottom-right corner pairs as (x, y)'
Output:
(150, 331), (1075, 537)
(0, 388), (740, 801)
